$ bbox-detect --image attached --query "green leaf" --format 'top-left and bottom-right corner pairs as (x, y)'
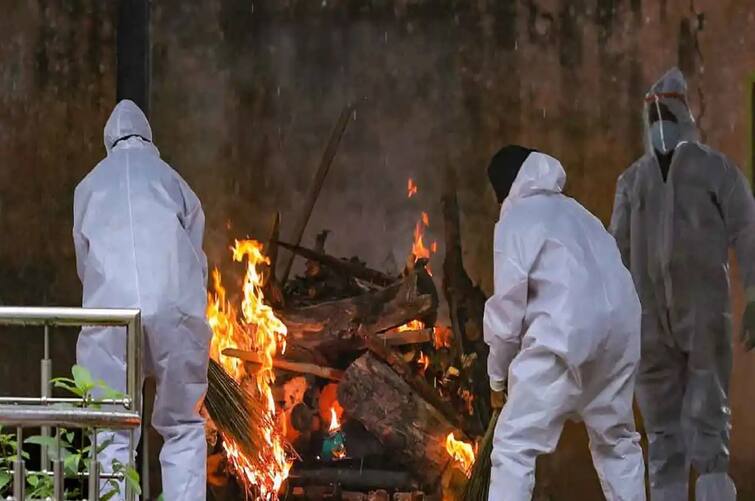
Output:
(25, 435), (58, 448)
(64, 453), (81, 475)
(0, 471), (10, 491)
(50, 376), (76, 386)
(157, 494), (165, 501)
(125, 466), (142, 495)
(52, 380), (84, 397)
(65, 431), (75, 443)
(101, 490), (117, 501)
(27, 474), (38, 487)
(97, 436), (115, 454)
(72, 365), (95, 390)
(102, 387), (126, 400)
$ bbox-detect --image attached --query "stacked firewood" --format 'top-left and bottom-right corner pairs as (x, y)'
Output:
(209, 173), (490, 499)
(209, 107), (491, 499)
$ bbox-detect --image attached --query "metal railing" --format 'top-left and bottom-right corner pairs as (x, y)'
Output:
(0, 307), (142, 501)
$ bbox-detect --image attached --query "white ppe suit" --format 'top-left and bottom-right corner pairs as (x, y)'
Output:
(610, 68), (755, 501)
(485, 152), (645, 501)
(74, 100), (210, 500)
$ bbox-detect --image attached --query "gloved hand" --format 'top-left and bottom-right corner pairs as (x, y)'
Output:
(742, 298), (755, 352)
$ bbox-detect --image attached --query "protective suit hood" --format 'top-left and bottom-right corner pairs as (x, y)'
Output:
(501, 151), (566, 215)
(104, 100), (154, 153)
(643, 67), (699, 155)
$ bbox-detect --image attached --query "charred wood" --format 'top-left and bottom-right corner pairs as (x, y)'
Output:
(337, 353), (466, 487)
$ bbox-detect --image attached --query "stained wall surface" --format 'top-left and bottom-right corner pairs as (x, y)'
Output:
(2, 1), (755, 498)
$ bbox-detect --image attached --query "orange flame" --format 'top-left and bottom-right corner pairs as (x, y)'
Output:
(207, 239), (292, 499)
(432, 325), (453, 350)
(445, 433), (476, 476)
(406, 181), (437, 264)
(397, 319), (425, 332)
(407, 178), (418, 198)
(417, 351), (430, 373)
(412, 220), (432, 261)
(328, 406), (342, 433)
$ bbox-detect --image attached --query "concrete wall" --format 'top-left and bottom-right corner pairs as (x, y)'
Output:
(2, 0), (755, 498)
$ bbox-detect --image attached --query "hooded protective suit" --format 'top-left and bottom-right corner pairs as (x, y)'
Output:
(74, 100), (210, 500)
(610, 68), (755, 501)
(485, 151), (645, 501)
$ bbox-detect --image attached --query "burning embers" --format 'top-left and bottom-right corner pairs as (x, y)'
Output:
(207, 240), (292, 498)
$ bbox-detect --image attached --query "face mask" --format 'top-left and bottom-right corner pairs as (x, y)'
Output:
(650, 120), (681, 154)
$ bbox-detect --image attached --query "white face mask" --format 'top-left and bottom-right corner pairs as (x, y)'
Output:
(650, 120), (681, 154)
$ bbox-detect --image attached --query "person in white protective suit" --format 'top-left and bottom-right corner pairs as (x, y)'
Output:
(610, 67), (755, 501)
(484, 145), (646, 501)
(74, 100), (210, 500)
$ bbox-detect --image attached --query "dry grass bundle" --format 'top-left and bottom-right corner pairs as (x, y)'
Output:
(206, 358), (271, 470)
(462, 410), (500, 501)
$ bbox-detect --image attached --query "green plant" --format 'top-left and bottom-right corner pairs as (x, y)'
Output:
(0, 365), (141, 499)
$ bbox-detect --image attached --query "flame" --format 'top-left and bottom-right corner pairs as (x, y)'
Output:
(432, 325), (453, 350)
(407, 178), (418, 198)
(417, 351), (430, 373)
(445, 433), (476, 476)
(207, 239), (292, 499)
(406, 180), (437, 264)
(326, 399), (347, 460)
(328, 406), (342, 433)
(412, 220), (433, 261)
(397, 319), (425, 332)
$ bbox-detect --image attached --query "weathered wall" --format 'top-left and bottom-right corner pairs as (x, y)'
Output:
(2, 0), (755, 498)
(0, 1), (115, 386)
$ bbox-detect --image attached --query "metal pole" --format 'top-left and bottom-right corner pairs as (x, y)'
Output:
(53, 428), (64, 501)
(88, 431), (99, 501)
(127, 313), (143, 501)
(116, 0), (151, 114)
(128, 428), (136, 501)
(13, 427), (25, 501)
(141, 416), (149, 500)
(41, 324), (52, 470)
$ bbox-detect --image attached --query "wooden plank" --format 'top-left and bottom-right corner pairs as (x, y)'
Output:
(223, 348), (344, 381)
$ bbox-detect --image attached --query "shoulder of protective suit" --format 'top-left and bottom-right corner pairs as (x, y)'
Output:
(500, 195), (558, 240)
(681, 141), (729, 162)
(616, 157), (646, 187)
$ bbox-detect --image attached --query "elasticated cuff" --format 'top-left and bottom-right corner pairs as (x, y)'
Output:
(490, 378), (507, 392)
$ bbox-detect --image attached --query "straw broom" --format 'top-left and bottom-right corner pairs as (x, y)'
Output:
(205, 358), (271, 471)
(462, 409), (501, 501)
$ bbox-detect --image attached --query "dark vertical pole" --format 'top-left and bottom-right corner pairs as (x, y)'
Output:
(116, 1), (152, 497)
(117, 0), (151, 114)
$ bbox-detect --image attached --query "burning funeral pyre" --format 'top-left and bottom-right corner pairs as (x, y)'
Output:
(203, 111), (491, 501)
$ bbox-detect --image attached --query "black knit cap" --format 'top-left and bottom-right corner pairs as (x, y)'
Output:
(487, 145), (536, 203)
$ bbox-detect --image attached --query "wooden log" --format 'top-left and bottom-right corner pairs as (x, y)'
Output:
(441, 170), (491, 431)
(276, 240), (395, 286)
(337, 353), (463, 488)
(278, 271), (434, 352)
(376, 329), (432, 346)
(224, 348), (344, 381)
(281, 104), (353, 284)
(361, 332), (476, 437)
